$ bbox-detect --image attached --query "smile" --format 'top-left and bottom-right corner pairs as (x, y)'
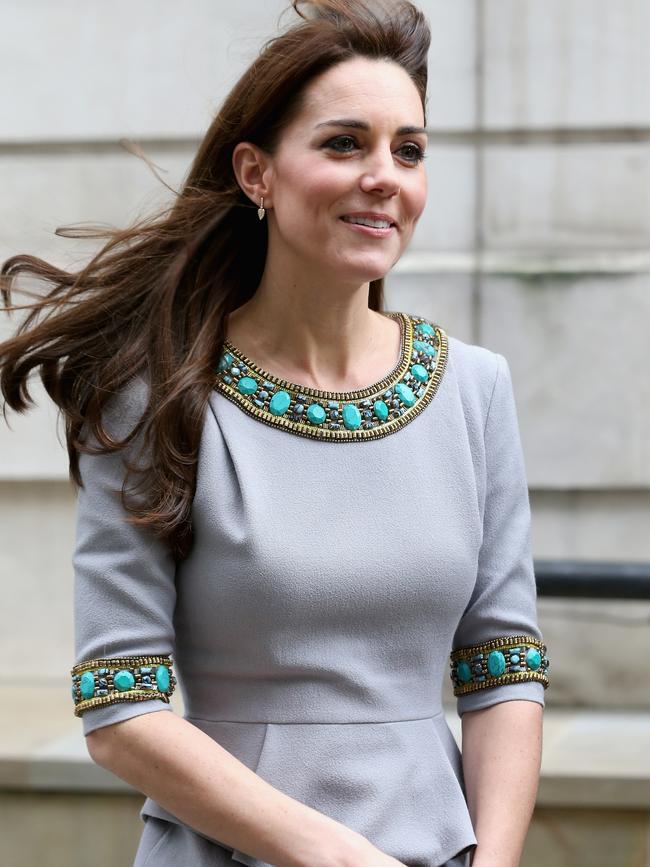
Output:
(339, 217), (395, 237)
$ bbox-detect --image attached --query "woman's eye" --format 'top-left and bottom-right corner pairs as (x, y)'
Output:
(325, 135), (426, 164)
(400, 143), (427, 163)
(327, 135), (357, 152)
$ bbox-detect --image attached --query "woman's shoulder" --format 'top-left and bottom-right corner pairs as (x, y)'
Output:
(446, 332), (501, 390)
(402, 310), (501, 388)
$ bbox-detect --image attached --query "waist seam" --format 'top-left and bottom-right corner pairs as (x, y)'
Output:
(184, 711), (445, 725)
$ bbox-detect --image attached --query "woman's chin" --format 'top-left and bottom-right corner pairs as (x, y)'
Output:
(327, 255), (397, 283)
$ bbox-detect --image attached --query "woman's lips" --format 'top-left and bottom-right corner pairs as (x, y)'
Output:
(339, 217), (395, 237)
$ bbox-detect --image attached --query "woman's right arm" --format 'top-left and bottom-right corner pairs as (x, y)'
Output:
(88, 710), (401, 867)
(73, 376), (402, 867)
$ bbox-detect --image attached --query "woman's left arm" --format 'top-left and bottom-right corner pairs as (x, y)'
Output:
(461, 700), (543, 867)
(449, 351), (550, 867)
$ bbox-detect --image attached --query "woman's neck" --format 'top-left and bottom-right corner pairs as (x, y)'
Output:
(224, 293), (401, 393)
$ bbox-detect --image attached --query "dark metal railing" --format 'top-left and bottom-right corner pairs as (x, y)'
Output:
(534, 559), (650, 600)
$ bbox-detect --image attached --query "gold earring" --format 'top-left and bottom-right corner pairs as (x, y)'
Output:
(257, 197), (266, 220)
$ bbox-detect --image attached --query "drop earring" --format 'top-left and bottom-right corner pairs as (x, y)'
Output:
(257, 197), (266, 220)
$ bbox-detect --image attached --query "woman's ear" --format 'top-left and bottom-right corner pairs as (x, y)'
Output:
(232, 141), (273, 208)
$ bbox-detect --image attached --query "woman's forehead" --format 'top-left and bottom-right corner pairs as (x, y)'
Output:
(296, 60), (424, 129)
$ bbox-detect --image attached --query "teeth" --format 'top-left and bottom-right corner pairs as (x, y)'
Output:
(343, 216), (392, 229)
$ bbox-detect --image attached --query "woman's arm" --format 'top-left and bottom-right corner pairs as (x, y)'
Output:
(449, 351), (549, 864)
(88, 710), (350, 867)
(461, 700), (543, 867)
(88, 710), (405, 867)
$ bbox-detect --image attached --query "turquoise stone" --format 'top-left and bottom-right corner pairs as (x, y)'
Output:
(394, 382), (416, 407)
(342, 403), (362, 430)
(457, 660), (472, 683)
(156, 666), (171, 693)
(306, 403), (326, 425)
(237, 376), (258, 395)
(487, 651), (506, 677)
(80, 671), (95, 699)
(415, 322), (434, 336)
(218, 352), (234, 371)
(510, 654), (520, 663)
(373, 400), (389, 421)
(411, 363), (428, 383)
(526, 648), (542, 670)
(269, 390), (291, 416)
(413, 339), (436, 356)
(114, 670), (135, 691)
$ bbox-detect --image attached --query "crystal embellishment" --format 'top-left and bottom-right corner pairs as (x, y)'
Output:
(449, 635), (550, 696)
(213, 311), (448, 442)
(70, 654), (177, 717)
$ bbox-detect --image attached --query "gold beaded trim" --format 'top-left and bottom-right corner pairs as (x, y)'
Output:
(449, 635), (550, 697)
(213, 311), (448, 442)
(71, 654), (177, 717)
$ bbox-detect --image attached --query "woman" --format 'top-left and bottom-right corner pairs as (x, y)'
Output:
(0, 1), (549, 865)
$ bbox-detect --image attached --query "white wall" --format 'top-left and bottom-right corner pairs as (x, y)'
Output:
(1, 0), (649, 705)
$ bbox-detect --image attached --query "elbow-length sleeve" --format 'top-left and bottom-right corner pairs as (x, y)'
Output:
(70, 376), (178, 736)
(450, 352), (550, 717)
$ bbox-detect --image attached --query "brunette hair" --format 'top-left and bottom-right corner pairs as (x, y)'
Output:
(0, 0), (431, 562)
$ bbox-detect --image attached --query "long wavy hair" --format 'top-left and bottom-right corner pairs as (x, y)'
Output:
(0, 0), (430, 562)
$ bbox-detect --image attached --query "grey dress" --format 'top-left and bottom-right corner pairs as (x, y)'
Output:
(70, 310), (550, 867)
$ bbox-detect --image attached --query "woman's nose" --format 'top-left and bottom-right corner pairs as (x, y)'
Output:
(359, 150), (401, 196)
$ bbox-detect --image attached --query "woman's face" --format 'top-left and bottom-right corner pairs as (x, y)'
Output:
(253, 56), (428, 286)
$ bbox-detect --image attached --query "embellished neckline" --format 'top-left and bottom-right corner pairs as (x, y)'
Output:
(214, 311), (448, 441)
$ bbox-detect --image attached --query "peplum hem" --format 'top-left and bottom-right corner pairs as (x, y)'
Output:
(139, 713), (478, 867)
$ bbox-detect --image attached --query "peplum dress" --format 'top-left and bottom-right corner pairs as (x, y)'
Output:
(70, 310), (550, 867)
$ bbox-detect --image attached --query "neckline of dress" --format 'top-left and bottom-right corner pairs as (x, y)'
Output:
(213, 311), (448, 442)
(221, 310), (408, 401)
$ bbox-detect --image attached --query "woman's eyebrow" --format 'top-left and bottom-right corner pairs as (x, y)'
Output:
(314, 118), (428, 136)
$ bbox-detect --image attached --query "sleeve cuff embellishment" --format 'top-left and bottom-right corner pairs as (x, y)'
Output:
(70, 654), (177, 717)
(449, 635), (550, 696)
